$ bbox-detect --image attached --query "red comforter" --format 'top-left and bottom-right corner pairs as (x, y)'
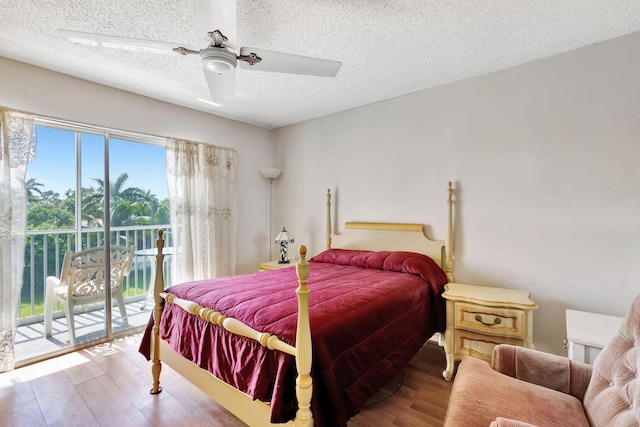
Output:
(141, 249), (448, 427)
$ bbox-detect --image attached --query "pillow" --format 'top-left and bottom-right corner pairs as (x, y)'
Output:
(310, 248), (372, 266)
(311, 248), (448, 287)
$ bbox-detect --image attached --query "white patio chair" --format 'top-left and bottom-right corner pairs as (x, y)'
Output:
(44, 245), (135, 345)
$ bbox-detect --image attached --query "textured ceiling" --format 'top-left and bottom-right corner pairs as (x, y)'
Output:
(1, 1), (640, 129)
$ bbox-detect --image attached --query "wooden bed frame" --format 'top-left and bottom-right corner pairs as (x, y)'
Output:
(148, 183), (455, 426)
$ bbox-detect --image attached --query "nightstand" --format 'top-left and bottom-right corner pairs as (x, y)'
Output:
(441, 282), (538, 381)
(565, 309), (623, 364)
(258, 260), (295, 272)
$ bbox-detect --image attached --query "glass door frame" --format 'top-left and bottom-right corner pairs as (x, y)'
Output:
(30, 116), (166, 353)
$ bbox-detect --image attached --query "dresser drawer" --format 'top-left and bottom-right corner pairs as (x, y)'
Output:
(442, 283), (537, 381)
(454, 302), (525, 339)
(454, 330), (524, 362)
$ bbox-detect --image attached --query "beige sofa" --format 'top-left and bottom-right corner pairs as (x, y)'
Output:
(443, 294), (640, 426)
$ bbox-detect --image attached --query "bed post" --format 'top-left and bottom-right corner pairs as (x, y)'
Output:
(294, 245), (313, 427)
(445, 182), (455, 282)
(326, 188), (332, 249)
(150, 230), (165, 394)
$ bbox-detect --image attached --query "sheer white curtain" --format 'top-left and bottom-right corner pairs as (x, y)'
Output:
(166, 138), (237, 283)
(0, 110), (37, 372)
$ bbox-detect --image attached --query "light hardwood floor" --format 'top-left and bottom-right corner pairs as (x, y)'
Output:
(0, 334), (452, 427)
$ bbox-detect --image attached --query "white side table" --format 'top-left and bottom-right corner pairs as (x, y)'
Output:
(258, 260), (295, 272)
(565, 309), (624, 364)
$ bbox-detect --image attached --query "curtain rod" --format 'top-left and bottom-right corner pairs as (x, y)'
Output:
(35, 116), (167, 147)
(2, 106), (237, 151)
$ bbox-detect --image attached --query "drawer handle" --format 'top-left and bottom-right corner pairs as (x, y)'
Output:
(475, 314), (502, 327)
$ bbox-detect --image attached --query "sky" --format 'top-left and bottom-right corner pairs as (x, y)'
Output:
(27, 126), (168, 200)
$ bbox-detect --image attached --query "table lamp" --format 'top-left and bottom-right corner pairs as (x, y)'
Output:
(274, 227), (295, 264)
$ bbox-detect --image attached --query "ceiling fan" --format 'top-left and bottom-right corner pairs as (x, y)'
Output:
(60, 0), (342, 105)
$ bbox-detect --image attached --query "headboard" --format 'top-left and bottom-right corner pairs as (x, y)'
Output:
(325, 183), (454, 281)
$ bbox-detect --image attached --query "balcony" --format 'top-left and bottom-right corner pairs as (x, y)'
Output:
(16, 225), (172, 362)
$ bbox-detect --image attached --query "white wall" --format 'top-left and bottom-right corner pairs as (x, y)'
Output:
(4, 29), (640, 355)
(272, 32), (640, 354)
(0, 57), (274, 274)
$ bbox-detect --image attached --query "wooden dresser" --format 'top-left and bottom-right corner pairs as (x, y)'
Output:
(441, 282), (538, 380)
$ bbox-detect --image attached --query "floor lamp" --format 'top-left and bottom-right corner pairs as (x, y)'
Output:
(260, 168), (282, 260)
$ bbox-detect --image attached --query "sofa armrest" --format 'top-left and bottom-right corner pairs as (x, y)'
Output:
(492, 344), (592, 401)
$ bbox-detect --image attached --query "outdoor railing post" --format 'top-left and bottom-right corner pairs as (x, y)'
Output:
(18, 224), (171, 325)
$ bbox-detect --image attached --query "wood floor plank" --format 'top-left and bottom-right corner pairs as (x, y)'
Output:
(349, 408), (397, 426)
(31, 370), (99, 427)
(120, 334), (155, 365)
(76, 375), (151, 427)
(130, 342), (244, 426)
(139, 393), (209, 427)
(392, 402), (444, 427)
(0, 380), (35, 412)
(3, 336), (453, 426)
(82, 342), (162, 409)
(155, 364), (245, 425)
(350, 343), (452, 426)
(112, 333), (240, 423)
(0, 399), (47, 427)
(64, 360), (105, 386)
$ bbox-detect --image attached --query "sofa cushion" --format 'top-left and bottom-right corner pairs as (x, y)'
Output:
(583, 294), (640, 426)
(444, 357), (590, 427)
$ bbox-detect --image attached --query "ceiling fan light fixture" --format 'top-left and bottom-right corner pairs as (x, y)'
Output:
(200, 46), (237, 75)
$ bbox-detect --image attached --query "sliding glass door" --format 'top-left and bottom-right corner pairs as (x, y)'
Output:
(17, 123), (169, 361)
(107, 137), (170, 334)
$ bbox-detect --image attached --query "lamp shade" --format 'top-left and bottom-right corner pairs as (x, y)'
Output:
(260, 168), (282, 180)
(274, 227), (295, 244)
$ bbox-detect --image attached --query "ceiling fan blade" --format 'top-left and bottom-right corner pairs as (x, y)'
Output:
(194, 0), (237, 48)
(238, 47), (342, 77)
(202, 66), (236, 104)
(60, 29), (196, 54)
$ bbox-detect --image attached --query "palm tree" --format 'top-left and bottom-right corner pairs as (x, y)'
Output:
(25, 178), (44, 203)
(82, 173), (159, 227)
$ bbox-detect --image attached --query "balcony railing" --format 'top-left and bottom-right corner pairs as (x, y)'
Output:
(20, 225), (172, 326)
